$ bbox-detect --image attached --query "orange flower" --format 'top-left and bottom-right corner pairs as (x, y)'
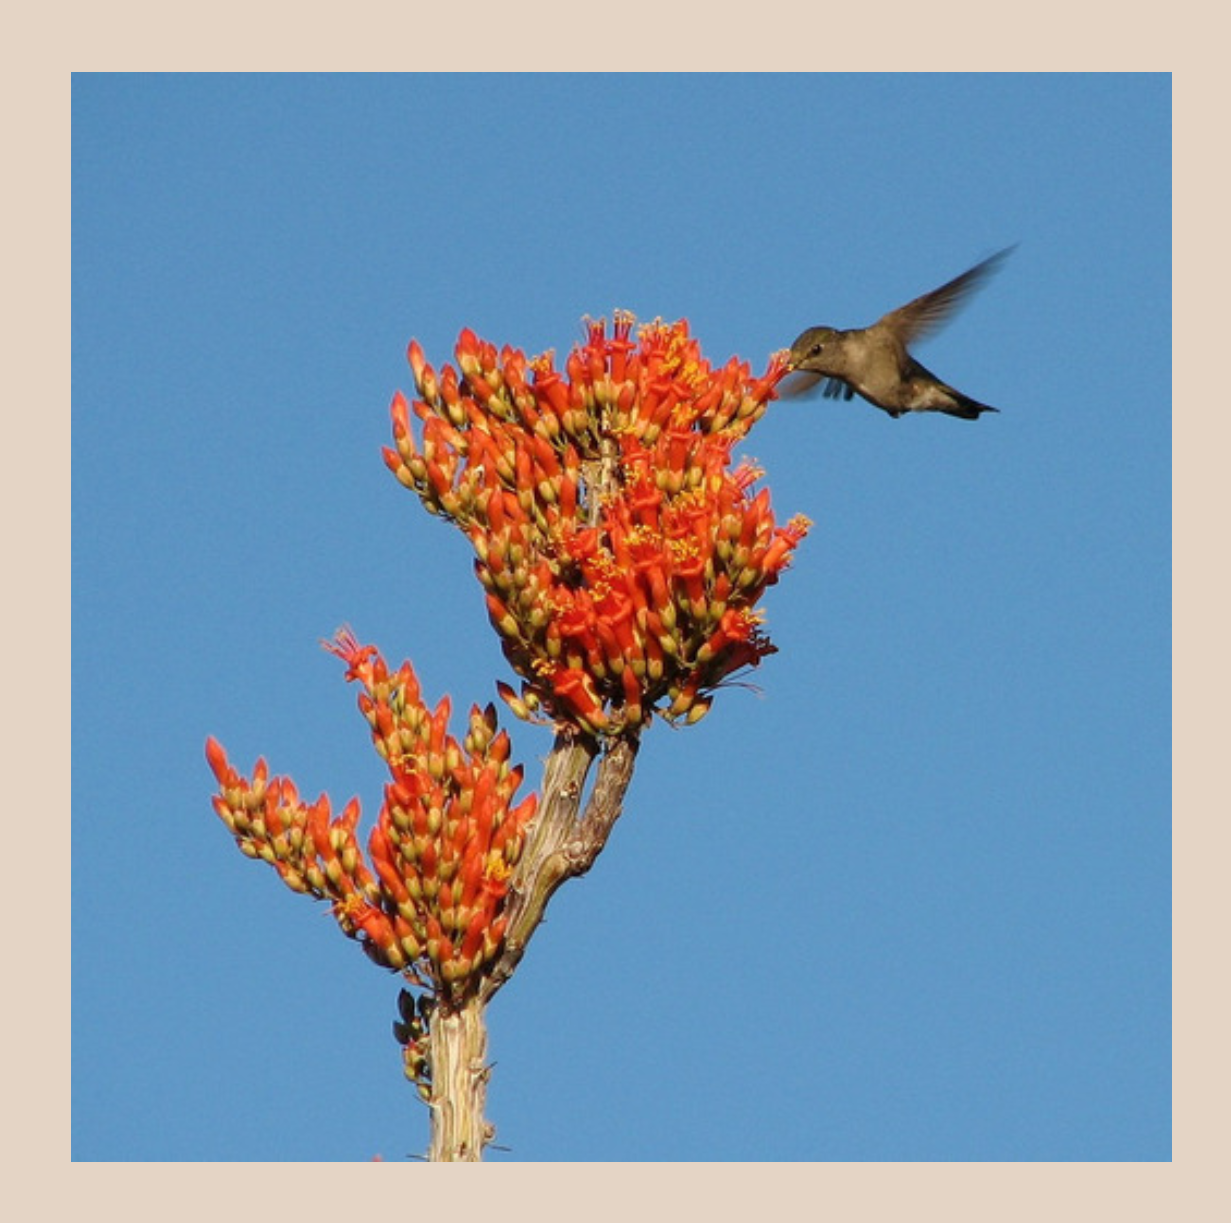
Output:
(387, 314), (808, 735)
(207, 630), (536, 1001)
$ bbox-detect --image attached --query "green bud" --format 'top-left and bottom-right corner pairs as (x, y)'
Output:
(686, 698), (712, 725)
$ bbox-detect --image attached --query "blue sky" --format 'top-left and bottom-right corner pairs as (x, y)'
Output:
(72, 73), (1170, 1162)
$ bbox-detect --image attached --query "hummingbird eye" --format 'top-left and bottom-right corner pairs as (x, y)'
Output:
(808, 342), (823, 357)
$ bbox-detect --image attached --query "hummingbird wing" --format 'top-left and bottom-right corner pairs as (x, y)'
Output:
(777, 370), (857, 401)
(877, 245), (1015, 346)
(776, 369), (824, 397)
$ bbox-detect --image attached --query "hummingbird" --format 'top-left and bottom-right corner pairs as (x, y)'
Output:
(783, 246), (1014, 420)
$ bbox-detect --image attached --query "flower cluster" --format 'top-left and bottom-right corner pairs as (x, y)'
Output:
(206, 629), (536, 1001)
(383, 313), (810, 735)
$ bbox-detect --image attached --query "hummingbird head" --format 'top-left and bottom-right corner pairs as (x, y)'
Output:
(786, 326), (842, 375)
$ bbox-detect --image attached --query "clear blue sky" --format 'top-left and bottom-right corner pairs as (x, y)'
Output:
(72, 73), (1170, 1161)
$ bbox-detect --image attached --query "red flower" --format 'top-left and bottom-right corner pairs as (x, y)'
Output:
(386, 314), (810, 735)
(206, 630), (536, 1000)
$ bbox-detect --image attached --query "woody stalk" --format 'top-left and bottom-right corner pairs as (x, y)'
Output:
(207, 312), (810, 1159)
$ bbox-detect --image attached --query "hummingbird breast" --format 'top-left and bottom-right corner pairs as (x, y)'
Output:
(836, 330), (910, 406)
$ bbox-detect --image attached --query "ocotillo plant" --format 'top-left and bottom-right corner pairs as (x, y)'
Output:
(207, 312), (810, 1159)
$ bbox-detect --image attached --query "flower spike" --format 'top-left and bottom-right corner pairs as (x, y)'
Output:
(385, 313), (809, 735)
(207, 631), (536, 1004)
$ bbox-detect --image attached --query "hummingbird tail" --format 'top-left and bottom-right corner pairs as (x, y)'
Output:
(944, 396), (999, 421)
